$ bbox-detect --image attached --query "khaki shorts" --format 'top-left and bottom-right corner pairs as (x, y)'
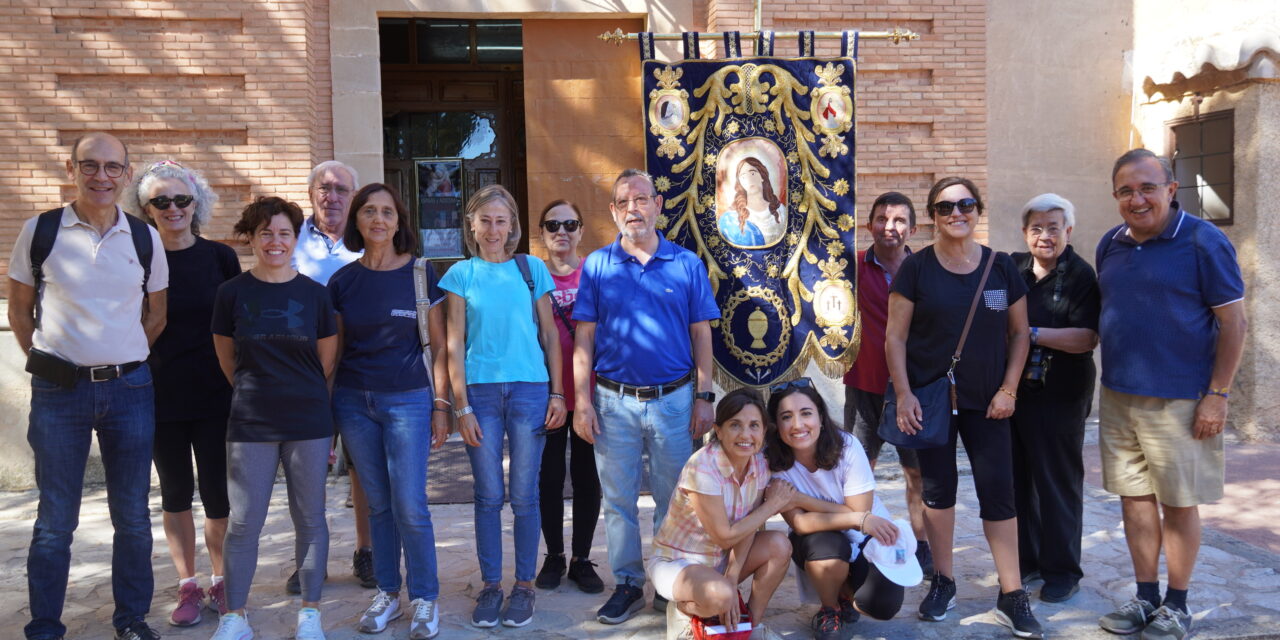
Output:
(1098, 388), (1224, 507)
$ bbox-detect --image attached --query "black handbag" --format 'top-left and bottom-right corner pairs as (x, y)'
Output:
(878, 250), (995, 449)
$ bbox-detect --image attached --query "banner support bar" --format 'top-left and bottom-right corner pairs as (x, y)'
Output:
(599, 27), (918, 46)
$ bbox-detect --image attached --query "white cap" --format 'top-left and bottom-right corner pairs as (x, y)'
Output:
(862, 518), (923, 587)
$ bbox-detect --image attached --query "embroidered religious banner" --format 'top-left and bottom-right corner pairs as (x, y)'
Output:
(641, 31), (862, 388)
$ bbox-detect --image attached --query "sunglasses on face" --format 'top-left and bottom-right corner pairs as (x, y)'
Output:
(931, 198), (978, 216)
(541, 219), (582, 233)
(768, 377), (814, 395)
(148, 195), (195, 210)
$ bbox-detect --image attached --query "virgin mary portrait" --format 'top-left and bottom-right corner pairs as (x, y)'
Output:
(717, 156), (787, 247)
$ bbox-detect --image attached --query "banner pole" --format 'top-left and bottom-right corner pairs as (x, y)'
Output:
(600, 27), (918, 45)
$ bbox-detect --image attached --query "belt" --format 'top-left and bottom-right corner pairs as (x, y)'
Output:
(596, 370), (695, 401)
(79, 361), (144, 382)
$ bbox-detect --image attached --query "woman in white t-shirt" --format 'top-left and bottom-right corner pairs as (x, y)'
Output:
(764, 380), (906, 640)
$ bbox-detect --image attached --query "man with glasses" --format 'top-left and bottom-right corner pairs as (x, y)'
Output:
(1095, 149), (1247, 640)
(572, 168), (720, 625)
(8, 132), (169, 640)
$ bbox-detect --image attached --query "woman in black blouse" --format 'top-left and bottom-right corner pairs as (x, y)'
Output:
(1010, 194), (1100, 604)
(124, 160), (241, 624)
(884, 177), (1041, 638)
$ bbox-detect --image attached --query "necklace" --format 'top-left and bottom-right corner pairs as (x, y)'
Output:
(937, 244), (979, 271)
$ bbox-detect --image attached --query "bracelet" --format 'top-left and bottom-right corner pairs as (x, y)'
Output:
(998, 386), (1017, 400)
(434, 397), (452, 407)
(453, 405), (474, 419)
(1206, 387), (1230, 399)
(859, 511), (871, 532)
(549, 393), (565, 400)
(431, 407), (449, 414)
(1030, 326), (1039, 345)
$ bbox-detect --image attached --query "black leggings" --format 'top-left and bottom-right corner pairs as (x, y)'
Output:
(916, 409), (1015, 521)
(153, 416), (230, 518)
(790, 530), (904, 620)
(538, 411), (602, 558)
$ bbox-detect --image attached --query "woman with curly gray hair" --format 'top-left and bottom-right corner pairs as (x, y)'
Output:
(124, 160), (242, 624)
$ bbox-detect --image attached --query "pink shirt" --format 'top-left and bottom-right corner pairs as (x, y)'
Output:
(652, 441), (770, 566)
(551, 265), (583, 411)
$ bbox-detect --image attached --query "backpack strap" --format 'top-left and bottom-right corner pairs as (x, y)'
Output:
(124, 213), (153, 302)
(29, 208), (64, 331)
(413, 257), (435, 388)
(513, 253), (540, 327)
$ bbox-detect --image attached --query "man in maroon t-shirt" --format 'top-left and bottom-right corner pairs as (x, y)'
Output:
(843, 191), (932, 574)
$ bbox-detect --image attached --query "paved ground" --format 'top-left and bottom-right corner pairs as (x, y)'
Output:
(2, 425), (1278, 640)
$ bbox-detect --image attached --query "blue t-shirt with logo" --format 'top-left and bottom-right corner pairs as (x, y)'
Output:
(439, 256), (555, 385)
(211, 272), (338, 442)
(328, 259), (443, 392)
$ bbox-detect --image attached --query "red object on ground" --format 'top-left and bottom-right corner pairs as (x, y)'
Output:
(691, 595), (752, 640)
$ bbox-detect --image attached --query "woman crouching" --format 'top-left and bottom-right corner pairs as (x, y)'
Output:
(647, 388), (796, 639)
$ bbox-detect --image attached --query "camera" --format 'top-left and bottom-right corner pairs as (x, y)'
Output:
(1023, 346), (1053, 388)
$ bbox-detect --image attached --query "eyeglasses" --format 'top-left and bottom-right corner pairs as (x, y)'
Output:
(542, 220), (582, 233)
(613, 194), (656, 209)
(1027, 225), (1063, 237)
(768, 377), (814, 395)
(76, 161), (128, 178)
(148, 195), (194, 210)
(315, 183), (352, 197)
(931, 198), (978, 216)
(1112, 183), (1168, 201)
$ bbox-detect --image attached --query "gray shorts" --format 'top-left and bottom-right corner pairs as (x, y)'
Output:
(844, 386), (920, 469)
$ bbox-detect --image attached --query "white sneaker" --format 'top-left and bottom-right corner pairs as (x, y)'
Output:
(357, 591), (403, 633)
(408, 598), (440, 639)
(296, 607), (326, 640)
(210, 612), (254, 640)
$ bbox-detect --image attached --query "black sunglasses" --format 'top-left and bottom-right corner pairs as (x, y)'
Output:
(148, 195), (194, 210)
(541, 220), (582, 233)
(768, 377), (814, 395)
(931, 198), (978, 216)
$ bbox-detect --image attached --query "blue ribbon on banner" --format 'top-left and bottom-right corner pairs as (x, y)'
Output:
(755, 30), (774, 56)
(723, 31), (741, 58)
(683, 32), (700, 60)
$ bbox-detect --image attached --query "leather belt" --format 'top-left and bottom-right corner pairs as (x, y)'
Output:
(596, 370), (695, 402)
(79, 361), (144, 382)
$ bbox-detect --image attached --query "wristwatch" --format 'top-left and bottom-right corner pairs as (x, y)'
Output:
(1030, 327), (1039, 345)
(454, 405), (475, 419)
(695, 391), (716, 403)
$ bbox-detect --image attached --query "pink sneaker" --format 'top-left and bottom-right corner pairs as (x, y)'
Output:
(169, 581), (205, 626)
(208, 580), (229, 616)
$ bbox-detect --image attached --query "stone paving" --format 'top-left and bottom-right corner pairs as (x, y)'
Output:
(2, 448), (1279, 640)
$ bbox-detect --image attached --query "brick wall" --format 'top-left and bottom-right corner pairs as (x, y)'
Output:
(0, 0), (335, 281)
(702, 0), (989, 247)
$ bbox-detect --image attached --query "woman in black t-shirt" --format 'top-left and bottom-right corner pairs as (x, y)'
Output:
(884, 177), (1042, 638)
(209, 197), (337, 640)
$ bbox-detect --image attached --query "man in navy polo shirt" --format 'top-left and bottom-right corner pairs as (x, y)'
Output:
(1095, 149), (1247, 640)
(572, 168), (720, 625)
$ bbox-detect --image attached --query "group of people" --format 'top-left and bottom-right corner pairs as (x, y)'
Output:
(9, 132), (1245, 640)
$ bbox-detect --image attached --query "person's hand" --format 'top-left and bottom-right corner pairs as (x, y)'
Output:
(545, 395), (567, 430)
(764, 478), (797, 513)
(574, 405), (600, 444)
(896, 392), (923, 434)
(690, 397), (714, 439)
(720, 599), (741, 634)
(430, 410), (449, 450)
(457, 412), (482, 447)
(1193, 394), (1228, 439)
(863, 514), (900, 546)
(987, 388), (1016, 420)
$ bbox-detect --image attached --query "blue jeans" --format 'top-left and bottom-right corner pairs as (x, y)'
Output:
(26, 366), (155, 639)
(333, 386), (439, 600)
(465, 382), (548, 584)
(593, 381), (694, 585)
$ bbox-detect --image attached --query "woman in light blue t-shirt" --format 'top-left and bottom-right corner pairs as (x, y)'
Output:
(440, 184), (566, 629)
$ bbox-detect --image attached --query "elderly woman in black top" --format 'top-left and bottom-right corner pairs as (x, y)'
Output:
(1009, 193), (1100, 604)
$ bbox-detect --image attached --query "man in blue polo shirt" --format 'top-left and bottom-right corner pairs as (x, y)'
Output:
(572, 168), (720, 625)
(1095, 149), (1247, 640)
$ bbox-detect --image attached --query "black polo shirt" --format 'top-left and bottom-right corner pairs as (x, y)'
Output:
(1012, 244), (1100, 402)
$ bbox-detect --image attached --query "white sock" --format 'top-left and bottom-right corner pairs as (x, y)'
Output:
(179, 576), (198, 588)
(211, 575), (224, 585)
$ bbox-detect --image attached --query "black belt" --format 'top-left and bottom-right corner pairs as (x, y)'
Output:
(596, 370), (695, 401)
(79, 361), (144, 382)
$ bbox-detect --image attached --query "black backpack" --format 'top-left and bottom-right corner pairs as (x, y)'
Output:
(29, 207), (154, 329)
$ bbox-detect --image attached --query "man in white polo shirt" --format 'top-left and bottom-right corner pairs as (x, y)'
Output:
(8, 132), (169, 640)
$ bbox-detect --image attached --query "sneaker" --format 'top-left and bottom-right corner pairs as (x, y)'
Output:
(357, 591), (402, 633)
(1099, 597), (1157, 635)
(115, 621), (161, 640)
(407, 598), (439, 640)
(170, 581), (205, 626)
(535, 554), (566, 590)
(353, 547), (377, 589)
(471, 584), (504, 628)
(994, 589), (1044, 638)
(501, 585), (536, 627)
(211, 612), (254, 640)
(287, 569), (329, 596)
(567, 557), (605, 594)
(837, 595), (861, 625)
(1040, 580), (1080, 603)
(918, 573), (957, 621)
(208, 581), (229, 616)
(653, 593), (670, 613)
(666, 598), (695, 640)
(916, 540), (935, 578)
(810, 606), (845, 640)
(597, 582), (645, 625)
(296, 607), (325, 640)
(1140, 605), (1191, 640)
